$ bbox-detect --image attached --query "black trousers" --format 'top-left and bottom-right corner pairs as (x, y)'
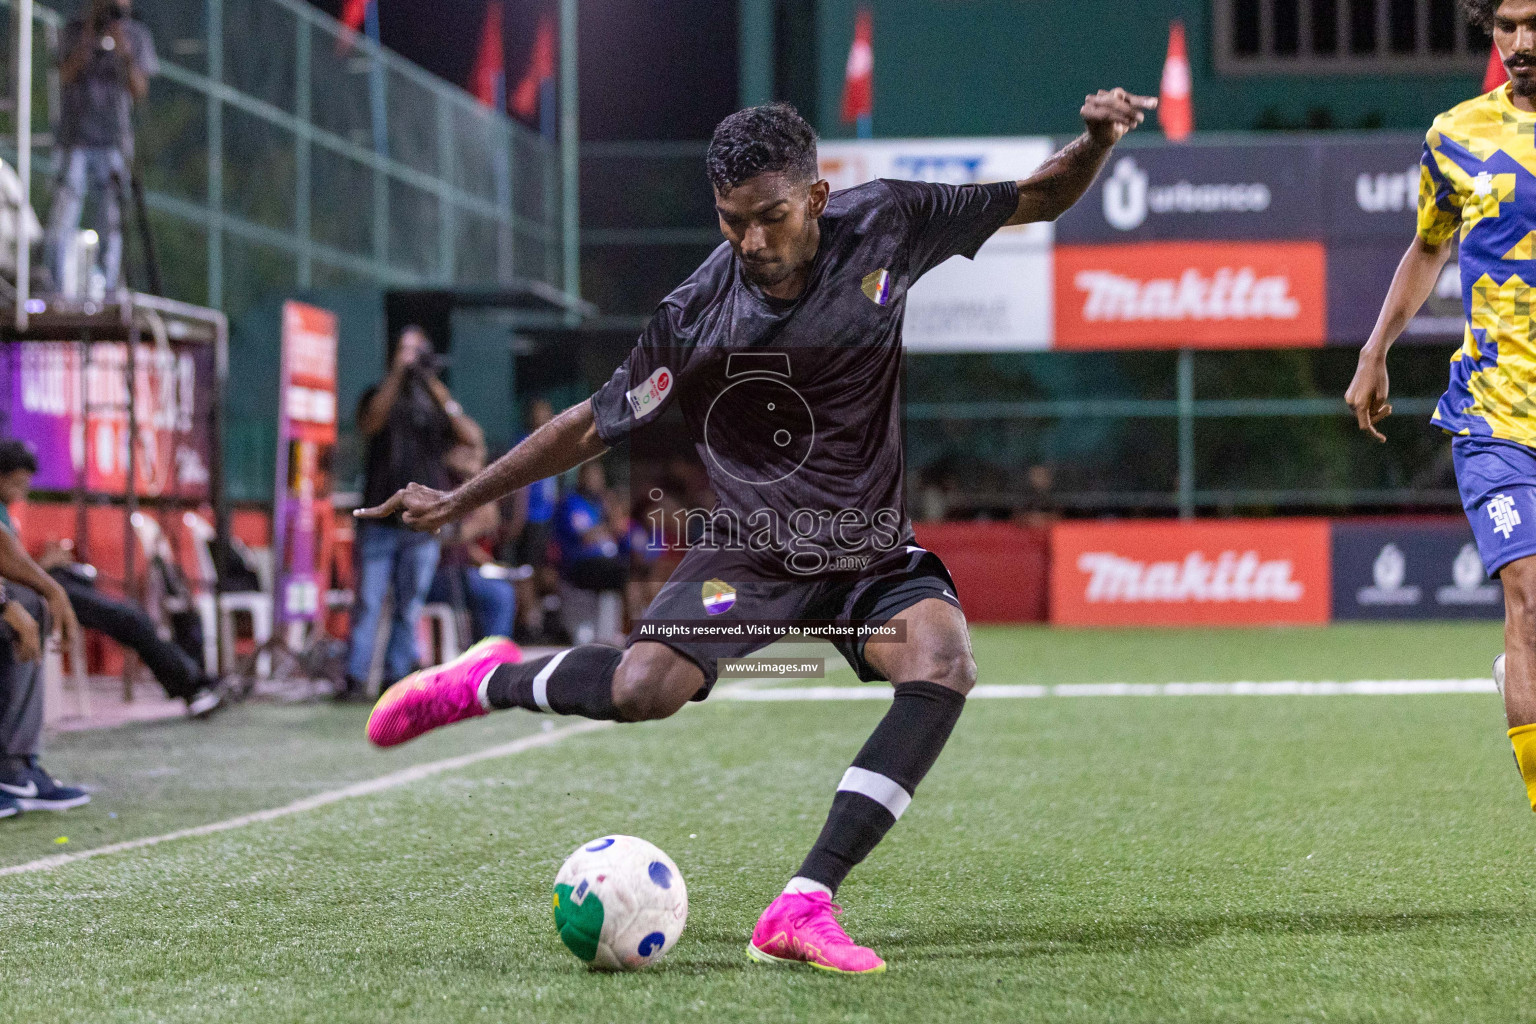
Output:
(51, 570), (208, 700)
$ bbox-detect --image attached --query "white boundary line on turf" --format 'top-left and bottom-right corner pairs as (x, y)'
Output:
(714, 679), (1497, 701)
(0, 720), (612, 878)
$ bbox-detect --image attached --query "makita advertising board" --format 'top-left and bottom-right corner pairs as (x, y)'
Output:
(818, 137), (1055, 351)
(1054, 240), (1328, 349)
(1049, 519), (1332, 627)
(1054, 141), (1320, 244)
(1331, 520), (1503, 620)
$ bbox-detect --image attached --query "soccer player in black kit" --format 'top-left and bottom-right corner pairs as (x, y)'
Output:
(360, 90), (1154, 974)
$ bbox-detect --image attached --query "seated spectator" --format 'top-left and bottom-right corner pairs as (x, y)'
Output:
(553, 460), (629, 594)
(427, 442), (517, 643)
(0, 441), (87, 819)
(39, 540), (225, 718)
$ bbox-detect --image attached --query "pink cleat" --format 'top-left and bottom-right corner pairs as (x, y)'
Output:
(366, 637), (521, 748)
(746, 891), (887, 975)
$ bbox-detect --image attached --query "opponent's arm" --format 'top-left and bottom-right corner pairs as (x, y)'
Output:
(1344, 235), (1455, 442)
(1007, 88), (1158, 226)
(356, 398), (608, 533)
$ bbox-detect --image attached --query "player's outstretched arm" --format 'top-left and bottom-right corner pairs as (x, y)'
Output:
(355, 398), (609, 533)
(1345, 236), (1454, 442)
(1007, 88), (1158, 226)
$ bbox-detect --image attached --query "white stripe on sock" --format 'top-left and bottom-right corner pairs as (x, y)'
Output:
(531, 649), (570, 713)
(783, 876), (833, 897)
(837, 766), (911, 820)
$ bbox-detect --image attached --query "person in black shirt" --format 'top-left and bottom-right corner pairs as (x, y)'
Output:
(340, 326), (479, 701)
(359, 93), (1155, 971)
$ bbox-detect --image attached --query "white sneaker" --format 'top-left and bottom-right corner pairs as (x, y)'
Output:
(1495, 653), (1506, 697)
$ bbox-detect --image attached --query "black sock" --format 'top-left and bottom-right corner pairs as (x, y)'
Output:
(795, 681), (966, 893)
(484, 645), (624, 721)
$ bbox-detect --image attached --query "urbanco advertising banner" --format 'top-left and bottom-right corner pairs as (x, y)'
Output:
(1054, 141), (1320, 244)
(2, 340), (212, 498)
(818, 137), (1055, 351)
(1050, 519), (1332, 627)
(1053, 240), (1328, 349)
(1331, 519), (1503, 621)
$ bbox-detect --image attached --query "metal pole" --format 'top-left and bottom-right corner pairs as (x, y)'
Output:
(206, 0), (223, 309)
(1177, 348), (1195, 520)
(124, 309), (139, 602)
(559, 0), (579, 322)
(210, 312), (230, 673)
(16, 0), (32, 332)
(738, 0), (774, 108)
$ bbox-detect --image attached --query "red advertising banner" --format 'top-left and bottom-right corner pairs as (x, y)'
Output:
(1050, 519), (1331, 627)
(273, 302), (339, 624)
(1053, 241), (1328, 349)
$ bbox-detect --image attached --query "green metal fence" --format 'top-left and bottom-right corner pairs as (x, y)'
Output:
(1, 0), (567, 320)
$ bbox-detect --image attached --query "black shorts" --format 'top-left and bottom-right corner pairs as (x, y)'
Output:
(629, 543), (961, 695)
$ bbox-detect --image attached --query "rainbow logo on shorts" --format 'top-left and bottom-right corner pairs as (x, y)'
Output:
(861, 268), (891, 306)
(701, 579), (736, 615)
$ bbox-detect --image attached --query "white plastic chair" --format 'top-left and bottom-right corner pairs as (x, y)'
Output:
(183, 512), (273, 676)
(417, 602), (462, 666)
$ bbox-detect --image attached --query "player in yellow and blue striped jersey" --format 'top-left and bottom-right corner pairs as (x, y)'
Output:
(1347, 0), (1536, 813)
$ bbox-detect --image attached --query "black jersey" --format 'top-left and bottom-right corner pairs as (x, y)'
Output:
(591, 177), (1019, 579)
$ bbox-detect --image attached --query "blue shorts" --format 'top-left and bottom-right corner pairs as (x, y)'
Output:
(1453, 435), (1536, 577)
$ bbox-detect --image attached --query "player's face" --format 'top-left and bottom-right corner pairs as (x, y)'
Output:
(714, 172), (830, 292)
(1495, 0), (1536, 98)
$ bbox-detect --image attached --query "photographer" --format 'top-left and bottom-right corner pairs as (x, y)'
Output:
(45, 0), (157, 294)
(339, 326), (479, 702)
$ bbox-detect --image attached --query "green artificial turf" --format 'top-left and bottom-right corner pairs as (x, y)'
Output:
(0, 622), (1530, 1023)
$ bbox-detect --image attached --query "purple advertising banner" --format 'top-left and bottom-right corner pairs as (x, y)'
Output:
(0, 341), (213, 498)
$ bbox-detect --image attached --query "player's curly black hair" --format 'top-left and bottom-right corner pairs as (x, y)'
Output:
(1460, 0), (1504, 30)
(706, 102), (819, 195)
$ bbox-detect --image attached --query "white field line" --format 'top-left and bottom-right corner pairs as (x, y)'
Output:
(0, 720), (612, 878)
(715, 679), (1497, 702)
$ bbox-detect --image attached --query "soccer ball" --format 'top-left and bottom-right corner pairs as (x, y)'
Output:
(552, 835), (688, 971)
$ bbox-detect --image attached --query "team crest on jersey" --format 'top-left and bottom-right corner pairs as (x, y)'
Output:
(626, 366), (673, 421)
(861, 268), (891, 306)
(701, 579), (736, 615)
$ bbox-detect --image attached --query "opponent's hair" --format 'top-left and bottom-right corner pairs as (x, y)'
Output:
(706, 103), (819, 195)
(1460, 0), (1504, 30)
(0, 440), (38, 476)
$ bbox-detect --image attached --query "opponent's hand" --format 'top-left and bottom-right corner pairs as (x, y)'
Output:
(3, 601), (41, 663)
(1345, 348), (1392, 443)
(354, 482), (458, 533)
(1082, 88), (1157, 146)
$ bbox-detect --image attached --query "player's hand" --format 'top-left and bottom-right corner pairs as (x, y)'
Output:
(1345, 348), (1392, 443)
(3, 601), (42, 663)
(1082, 88), (1157, 146)
(354, 483), (458, 533)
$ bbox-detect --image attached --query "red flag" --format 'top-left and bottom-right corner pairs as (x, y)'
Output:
(336, 0), (372, 55)
(1485, 41), (1510, 92)
(512, 15), (556, 120)
(1159, 20), (1193, 142)
(840, 8), (873, 125)
(470, 1), (505, 108)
